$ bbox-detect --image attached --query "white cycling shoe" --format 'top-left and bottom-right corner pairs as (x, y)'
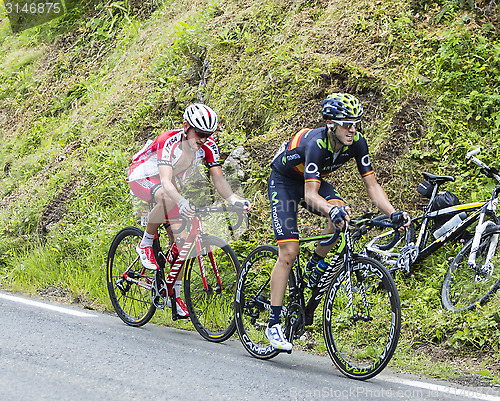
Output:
(265, 323), (292, 351)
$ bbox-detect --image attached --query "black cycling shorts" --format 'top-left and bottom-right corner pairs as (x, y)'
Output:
(267, 170), (344, 243)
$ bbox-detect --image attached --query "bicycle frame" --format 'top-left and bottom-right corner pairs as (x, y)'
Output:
(413, 201), (487, 261)
(364, 148), (500, 274)
(283, 231), (350, 332)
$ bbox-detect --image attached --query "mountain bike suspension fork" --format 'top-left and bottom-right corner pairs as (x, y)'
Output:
(468, 198), (498, 269)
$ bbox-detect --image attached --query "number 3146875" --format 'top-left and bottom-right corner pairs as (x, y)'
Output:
(5, 2), (62, 15)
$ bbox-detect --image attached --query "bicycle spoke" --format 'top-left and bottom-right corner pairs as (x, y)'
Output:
(323, 257), (401, 380)
(442, 228), (500, 311)
(234, 245), (284, 359)
(107, 227), (156, 326)
(184, 235), (240, 342)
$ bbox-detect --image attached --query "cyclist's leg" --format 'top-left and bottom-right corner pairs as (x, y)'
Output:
(151, 188), (192, 315)
(267, 172), (300, 351)
(270, 240), (299, 307)
(129, 177), (163, 270)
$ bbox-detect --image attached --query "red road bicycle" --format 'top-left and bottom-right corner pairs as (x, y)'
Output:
(106, 205), (246, 342)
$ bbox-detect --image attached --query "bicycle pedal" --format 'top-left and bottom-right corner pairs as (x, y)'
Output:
(275, 348), (293, 355)
(172, 314), (190, 321)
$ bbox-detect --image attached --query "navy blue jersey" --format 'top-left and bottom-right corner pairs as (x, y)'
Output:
(270, 127), (374, 183)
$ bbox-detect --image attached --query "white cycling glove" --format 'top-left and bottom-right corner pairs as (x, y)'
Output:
(228, 194), (251, 211)
(177, 198), (195, 217)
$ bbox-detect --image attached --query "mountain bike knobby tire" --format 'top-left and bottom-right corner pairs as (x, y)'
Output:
(234, 245), (284, 360)
(184, 235), (241, 342)
(107, 226), (156, 327)
(323, 256), (401, 380)
(441, 226), (500, 312)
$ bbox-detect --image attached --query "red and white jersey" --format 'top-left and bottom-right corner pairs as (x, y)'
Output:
(127, 129), (221, 187)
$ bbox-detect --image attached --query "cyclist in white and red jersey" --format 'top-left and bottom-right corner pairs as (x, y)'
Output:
(128, 103), (251, 317)
(264, 94), (410, 351)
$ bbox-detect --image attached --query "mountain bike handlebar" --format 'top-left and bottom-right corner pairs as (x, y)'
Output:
(467, 148), (500, 184)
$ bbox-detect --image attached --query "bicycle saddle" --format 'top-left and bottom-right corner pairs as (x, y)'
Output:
(422, 172), (455, 186)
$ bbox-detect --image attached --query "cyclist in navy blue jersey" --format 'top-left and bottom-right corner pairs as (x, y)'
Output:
(265, 93), (410, 351)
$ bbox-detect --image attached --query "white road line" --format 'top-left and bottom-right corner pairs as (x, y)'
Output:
(382, 376), (500, 400)
(0, 293), (98, 318)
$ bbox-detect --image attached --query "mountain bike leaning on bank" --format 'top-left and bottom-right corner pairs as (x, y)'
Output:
(359, 148), (500, 312)
(107, 205), (246, 342)
(234, 218), (404, 381)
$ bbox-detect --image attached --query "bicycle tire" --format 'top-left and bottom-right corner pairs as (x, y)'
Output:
(323, 256), (401, 380)
(184, 235), (240, 342)
(106, 226), (156, 326)
(441, 227), (500, 312)
(234, 245), (283, 360)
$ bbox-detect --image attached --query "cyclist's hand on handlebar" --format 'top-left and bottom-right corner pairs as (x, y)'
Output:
(329, 205), (351, 228)
(229, 195), (252, 212)
(390, 211), (411, 232)
(177, 197), (196, 218)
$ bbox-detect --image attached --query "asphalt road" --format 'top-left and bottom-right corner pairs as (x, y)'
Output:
(1, 291), (499, 401)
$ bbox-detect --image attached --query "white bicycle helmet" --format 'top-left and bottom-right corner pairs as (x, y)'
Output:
(183, 103), (218, 133)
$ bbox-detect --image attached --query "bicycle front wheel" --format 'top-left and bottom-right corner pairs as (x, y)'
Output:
(106, 226), (156, 326)
(323, 256), (401, 380)
(184, 235), (240, 342)
(441, 227), (500, 312)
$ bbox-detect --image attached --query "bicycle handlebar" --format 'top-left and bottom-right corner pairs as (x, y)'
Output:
(197, 205), (248, 231)
(319, 229), (341, 247)
(466, 148), (500, 184)
(319, 213), (404, 249)
(466, 148), (481, 159)
(369, 218), (402, 250)
(170, 205), (248, 234)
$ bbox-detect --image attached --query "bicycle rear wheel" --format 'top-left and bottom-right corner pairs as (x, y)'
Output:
(441, 227), (500, 312)
(106, 226), (156, 326)
(184, 235), (240, 342)
(234, 245), (284, 360)
(323, 256), (401, 380)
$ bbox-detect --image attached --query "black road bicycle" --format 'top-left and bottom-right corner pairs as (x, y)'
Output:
(107, 205), (245, 342)
(234, 221), (402, 380)
(359, 148), (500, 311)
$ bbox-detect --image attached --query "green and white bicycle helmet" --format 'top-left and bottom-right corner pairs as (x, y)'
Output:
(321, 93), (363, 120)
(183, 103), (219, 133)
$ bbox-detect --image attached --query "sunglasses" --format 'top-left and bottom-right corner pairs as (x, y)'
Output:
(333, 120), (361, 130)
(191, 127), (211, 139)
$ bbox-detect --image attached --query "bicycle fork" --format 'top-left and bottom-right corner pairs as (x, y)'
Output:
(468, 224), (499, 281)
(467, 198), (499, 280)
(343, 259), (373, 323)
(196, 240), (224, 295)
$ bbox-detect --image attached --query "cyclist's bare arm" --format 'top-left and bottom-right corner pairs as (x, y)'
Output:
(210, 166), (235, 199)
(210, 166), (252, 211)
(362, 174), (410, 229)
(362, 174), (396, 216)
